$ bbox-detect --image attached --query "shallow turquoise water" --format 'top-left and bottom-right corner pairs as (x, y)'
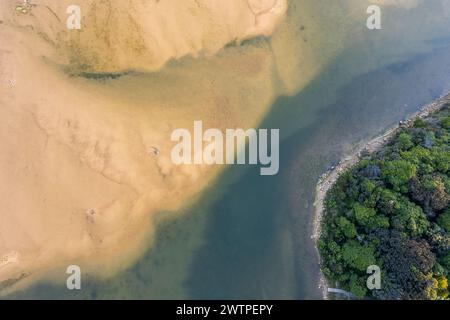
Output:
(9, 1), (450, 299)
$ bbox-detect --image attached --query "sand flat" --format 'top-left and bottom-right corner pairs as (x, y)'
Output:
(0, 0), (289, 292)
(0, 0), (424, 293)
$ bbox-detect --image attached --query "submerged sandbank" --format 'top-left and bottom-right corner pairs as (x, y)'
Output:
(0, 0), (427, 294)
(0, 0), (291, 293)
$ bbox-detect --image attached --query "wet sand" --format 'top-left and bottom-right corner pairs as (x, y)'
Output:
(0, 0), (428, 294)
(0, 0), (290, 293)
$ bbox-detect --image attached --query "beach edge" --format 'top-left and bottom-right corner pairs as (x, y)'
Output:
(312, 93), (450, 300)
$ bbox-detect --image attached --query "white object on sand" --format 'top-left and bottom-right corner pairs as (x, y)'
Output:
(0, 251), (19, 269)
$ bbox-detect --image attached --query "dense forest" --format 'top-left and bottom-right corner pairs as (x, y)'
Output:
(319, 105), (450, 300)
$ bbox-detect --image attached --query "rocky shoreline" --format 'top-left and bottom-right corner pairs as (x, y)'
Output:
(312, 93), (450, 299)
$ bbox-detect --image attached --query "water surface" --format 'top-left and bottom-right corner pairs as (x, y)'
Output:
(10, 1), (450, 299)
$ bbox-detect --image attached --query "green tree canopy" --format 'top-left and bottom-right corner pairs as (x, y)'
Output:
(381, 160), (417, 192)
(353, 204), (389, 230)
(437, 209), (450, 232)
(342, 240), (376, 272)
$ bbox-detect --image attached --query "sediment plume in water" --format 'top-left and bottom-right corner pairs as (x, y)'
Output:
(0, 0), (424, 293)
(0, 0), (290, 293)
